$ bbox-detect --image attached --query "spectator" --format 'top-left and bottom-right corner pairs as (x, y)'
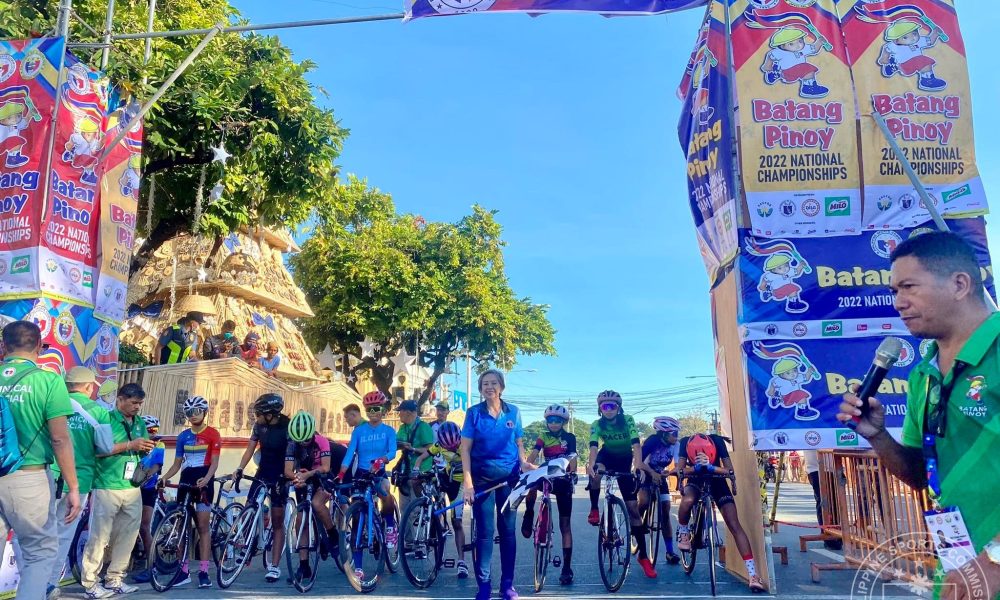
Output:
(260, 343), (281, 377)
(342, 404), (362, 430)
(183, 312), (206, 360)
(154, 315), (199, 365)
(81, 383), (154, 599)
(838, 232), (1000, 595)
(241, 332), (261, 368)
(132, 415), (165, 584)
(803, 450), (841, 550)
(789, 450), (802, 482)
(202, 320), (240, 360)
(0, 321), (80, 600)
(47, 367), (114, 599)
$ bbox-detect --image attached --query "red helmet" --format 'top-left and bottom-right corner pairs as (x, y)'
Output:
(686, 434), (717, 464)
(363, 390), (388, 408)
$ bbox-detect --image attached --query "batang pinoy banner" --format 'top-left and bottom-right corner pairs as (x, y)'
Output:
(40, 55), (107, 307)
(737, 218), (994, 339)
(0, 39), (62, 301)
(838, 0), (988, 230)
(730, 0), (862, 237)
(405, 0), (708, 19)
(743, 335), (921, 450)
(679, 2), (738, 286)
(95, 100), (141, 326)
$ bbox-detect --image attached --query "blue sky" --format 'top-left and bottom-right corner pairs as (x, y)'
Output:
(234, 1), (997, 422)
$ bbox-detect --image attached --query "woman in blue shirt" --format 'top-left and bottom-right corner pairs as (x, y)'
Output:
(461, 369), (535, 600)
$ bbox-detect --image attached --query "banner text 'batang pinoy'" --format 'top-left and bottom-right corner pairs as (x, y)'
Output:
(838, 0), (987, 230)
(744, 335), (922, 450)
(678, 1), (738, 286)
(731, 0), (862, 238)
(406, 0), (708, 19)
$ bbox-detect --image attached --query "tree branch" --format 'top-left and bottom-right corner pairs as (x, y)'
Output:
(144, 152), (213, 177)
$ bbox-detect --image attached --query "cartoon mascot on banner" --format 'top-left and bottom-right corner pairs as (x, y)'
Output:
(753, 341), (821, 421)
(61, 115), (102, 185)
(854, 1), (949, 92)
(0, 86), (41, 168)
(744, 4), (833, 99)
(746, 237), (812, 314)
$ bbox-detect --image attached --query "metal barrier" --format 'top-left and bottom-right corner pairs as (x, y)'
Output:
(803, 450), (936, 585)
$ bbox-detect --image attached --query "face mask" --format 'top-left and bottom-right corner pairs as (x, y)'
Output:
(223, 332), (234, 340)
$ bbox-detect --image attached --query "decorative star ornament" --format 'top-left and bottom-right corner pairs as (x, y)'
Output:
(391, 347), (415, 380)
(358, 337), (378, 359)
(209, 182), (224, 202)
(211, 143), (231, 165)
(196, 267), (207, 282)
(346, 373), (357, 383)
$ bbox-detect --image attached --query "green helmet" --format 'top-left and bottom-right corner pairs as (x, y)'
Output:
(289, 410), (316, 442)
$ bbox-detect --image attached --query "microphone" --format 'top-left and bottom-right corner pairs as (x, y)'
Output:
(850, 337), (904, 428)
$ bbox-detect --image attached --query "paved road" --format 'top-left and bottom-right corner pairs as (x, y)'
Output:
(56, 483), (919, 599)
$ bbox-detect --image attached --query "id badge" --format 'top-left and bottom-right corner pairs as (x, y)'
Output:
(924, 506), (975, 572)
(123, 460), (137, 480)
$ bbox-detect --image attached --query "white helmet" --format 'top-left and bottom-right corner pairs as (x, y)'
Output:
(544, 404), (570, 421)
(183, 395), (209, 415)
(141, 414), (161, 430)
(653, 416), (680, 434)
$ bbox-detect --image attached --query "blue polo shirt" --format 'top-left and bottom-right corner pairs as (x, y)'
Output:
(462, 400), (523, 482)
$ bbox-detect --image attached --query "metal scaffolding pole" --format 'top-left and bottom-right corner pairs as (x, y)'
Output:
(110, 13), (404, 41)
(56, 0), (74, 38)
(99, 0), (116, 69)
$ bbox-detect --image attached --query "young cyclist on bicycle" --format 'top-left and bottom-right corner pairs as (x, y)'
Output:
(636, 416), (681, 565)
(285, 410), (344, 581)
(676, 433), (765, 593)
(337, 390), (399, 571)
(157, 396), (222, 589)
(413, 421), (469, 579)
(232, 392), (290, 582)
(522, 404), (577, 585)
(586, 390), (658, 579)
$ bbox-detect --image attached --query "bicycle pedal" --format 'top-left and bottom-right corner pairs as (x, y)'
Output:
(553, 556), (561, 568)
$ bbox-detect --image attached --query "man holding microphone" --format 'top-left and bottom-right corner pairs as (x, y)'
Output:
(838, 231), (1000, 600)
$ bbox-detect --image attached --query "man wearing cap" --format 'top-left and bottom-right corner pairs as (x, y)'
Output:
(47, 367), (114, 599)
(396, 401), (434, 513)
(761, 26), (829, 99)
(203, 320), (240, 360)
(0, 321), (80, 600)
(878, 19), (946, 91)
(154, 313), (201, 365)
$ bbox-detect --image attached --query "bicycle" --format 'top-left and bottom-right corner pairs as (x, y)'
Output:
(399, 466), (449, 588)
(339, 469), (396, 593)
(148, 476), (241, 592)
(595, 469), (631, 592)
(528, 467), (575, 592)
(635, 473), (671, 567)
(679, 472), (730, 597)
(217, 474), (293, 588)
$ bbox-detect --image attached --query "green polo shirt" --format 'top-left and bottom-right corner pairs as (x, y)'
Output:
(0, 358), (73, 467)
(901, 312), (1000, 585)
(398, 419), (435, 473)
(52, 392), (113, 495)
(94, 409), (149, 490)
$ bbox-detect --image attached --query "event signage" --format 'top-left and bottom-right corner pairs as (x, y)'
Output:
(837, 0), (988, 230)
(405, 0), (709, 19)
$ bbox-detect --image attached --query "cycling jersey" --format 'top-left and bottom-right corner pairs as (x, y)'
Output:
(427, 444), (464, 483)
(175, 426), (222, 470)
(589, 414), (639, 456)
(343, 422), (397, 472)
(534, 429), (576, 461)
(285, 434), (331, 471)
(642, 435), (679, 473)
(250, 415), (290, 479)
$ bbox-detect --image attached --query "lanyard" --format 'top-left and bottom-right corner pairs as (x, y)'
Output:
(922, 361), (968, 502)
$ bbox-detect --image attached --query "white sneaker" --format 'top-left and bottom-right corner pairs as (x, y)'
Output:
(265, 565), (281, 582)
(85, 585), (115, 600)
(172, 572), (192, 587)
(106, 581), (138, 595)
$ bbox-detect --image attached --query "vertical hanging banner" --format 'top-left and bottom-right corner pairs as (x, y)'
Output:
(95, 100), (141, 326)
(405, 0), (709, 19)
(731, 0), (862, 237)
(678, 1), (739, 286)
(0, 39), (62, 300)
(838, 0), (988, 230)
(40, 56), (107, 307)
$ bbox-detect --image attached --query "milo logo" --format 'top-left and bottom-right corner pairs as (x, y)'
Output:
(10, 255), (29, 274)
(825, 197), (851, 217)
(822, 321), (843, 337)
(836, 429), (859, 446)
(942, 184), (971, 204)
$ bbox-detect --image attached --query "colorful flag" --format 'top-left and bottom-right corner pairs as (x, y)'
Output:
(405, 0), (708, 20)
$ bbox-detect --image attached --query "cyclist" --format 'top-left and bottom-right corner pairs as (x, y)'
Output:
(396, 400), (434, 513)
(586, 390), (657, 578)
(157, 396), (222, 588)
(232, 393), (289, 583)
(285, 410), (345, 581)
(522, 404), (577, 585)
(337, 390), (399, 576)
(676, 433), (765, 593)
(413, 421), (469, 579)
(132, 415), (166, 584)
(636, 416), (681, 565)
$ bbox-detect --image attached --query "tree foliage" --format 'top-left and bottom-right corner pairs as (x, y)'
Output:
(1, 0), (347, 273)
(292, 176), (556, 405)
(677, 410), (712, 438)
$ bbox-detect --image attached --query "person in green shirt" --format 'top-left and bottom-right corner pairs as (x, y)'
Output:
(0, 321), (79, 600)
(838, 232), (1000, 600)
(81, 383), (154, 599)
(396, 400), (434, 513)
(47, 366), (113, 597)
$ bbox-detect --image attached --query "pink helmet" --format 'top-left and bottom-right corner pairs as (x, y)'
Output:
(436, 422), (461, 450)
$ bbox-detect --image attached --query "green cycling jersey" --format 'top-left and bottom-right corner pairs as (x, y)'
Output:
(589, 413), (639, 457)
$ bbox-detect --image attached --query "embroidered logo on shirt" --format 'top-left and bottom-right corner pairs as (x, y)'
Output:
(961, 375), (988, 418)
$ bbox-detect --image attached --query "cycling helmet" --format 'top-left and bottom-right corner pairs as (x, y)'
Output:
(686, 433), (717, 464)
(597, 390), (622, 406)
(436, 421), (461, 451)
(253, 392), (284, 415)
(653, 416), (680, 434)
(544, 404), (570, 421)
(288, 410), (316, 442)
(183, 395), (209, 415)
(141, 415), (161, 430)
(363, 390), (388, 408)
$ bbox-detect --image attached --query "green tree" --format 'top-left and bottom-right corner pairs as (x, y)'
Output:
(522, 419), (590, 466)
(635, 420), (653, 439)
(677, 410), (712, 438)
(292, 177), (556, 406)
(2, 0), (347, 273)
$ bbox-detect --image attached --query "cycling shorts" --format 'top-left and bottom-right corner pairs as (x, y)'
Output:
(293, 474), (335, 504)
(178, 467), (215, 512)
(545, 477), (574, 516)
(440, 477), (465, 519)
(593, 450), (637, 502)
(248, 476), (290, 510)
(684, 477), (735, 508)
(636, 471), (673, 499)
(141, 486), (158, 508)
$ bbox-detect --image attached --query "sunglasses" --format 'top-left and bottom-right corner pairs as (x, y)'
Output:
(366, 406), (384, 414)
(184, 408), (206, 418)
(545, 416), (566, 425)
(599, 402), (619, 412)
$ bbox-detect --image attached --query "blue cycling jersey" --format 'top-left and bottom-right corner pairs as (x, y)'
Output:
(342, 422), (397, 472)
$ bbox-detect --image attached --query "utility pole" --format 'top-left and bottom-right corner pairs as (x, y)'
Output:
(710, 410), (720, 435)
(466, 345), (472, 410)
(566, 398), (574, 435)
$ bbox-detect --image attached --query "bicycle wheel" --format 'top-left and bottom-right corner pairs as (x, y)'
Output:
(706, 506), (718, 597)
(69, 514), (89, 584)
(533, 498), (552, 593)
(400, 497), (443, 588)
(288, 503), (320, 593)
(680, 501), (703, 575)
(598, 496), (631, 592)
(150, 509), (189, 592)
(647, 495), (661, 566)
(212, 504), (242, 571)
(385, 502), (401, 573)
(342, 500), (387, 593)
(217, 505), (258, 588)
